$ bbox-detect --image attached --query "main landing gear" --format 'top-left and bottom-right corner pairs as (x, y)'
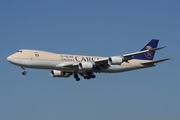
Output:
(74, 72), (96, 81)
(74, 73), (80, 81)
(84, 72), (96, 80)
(21, 67), (27, 75)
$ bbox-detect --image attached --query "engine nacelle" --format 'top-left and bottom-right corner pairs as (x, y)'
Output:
(78, 62), (93, 71)
(50, 70), (72, 77)
(109, 56), (123, 65)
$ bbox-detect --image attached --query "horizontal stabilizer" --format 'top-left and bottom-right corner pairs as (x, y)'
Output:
(141, 58), (171, 65)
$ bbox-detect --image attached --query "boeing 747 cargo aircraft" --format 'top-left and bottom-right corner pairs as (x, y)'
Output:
(7, 39), (170, 81)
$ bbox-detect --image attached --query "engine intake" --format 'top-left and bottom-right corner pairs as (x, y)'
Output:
(109, 56), (123, 65)
(78, 62), (93, 71)
(50, 70), (72, 77)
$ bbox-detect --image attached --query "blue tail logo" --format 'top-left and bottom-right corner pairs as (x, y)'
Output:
(133, 39), (159, 60)
(144, 46), (153, 59)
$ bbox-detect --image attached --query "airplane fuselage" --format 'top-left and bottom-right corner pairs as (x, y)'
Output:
(7, 49), (152, 73)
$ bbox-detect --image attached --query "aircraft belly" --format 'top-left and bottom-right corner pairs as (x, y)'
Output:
(19, 60), (78, 71)
(11, 59), (155, 73)
(14, 60), (58, 69)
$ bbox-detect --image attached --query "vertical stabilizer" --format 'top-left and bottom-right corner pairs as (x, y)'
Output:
(133, 39), (159, 60)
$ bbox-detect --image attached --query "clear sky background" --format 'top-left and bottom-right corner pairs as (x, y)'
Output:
(0, 0), (179, 120)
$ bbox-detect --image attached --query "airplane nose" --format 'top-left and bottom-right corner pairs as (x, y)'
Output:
(7, 55), (13, 62)
(7, 56), (10, 61)
(7, 53), (21, 65)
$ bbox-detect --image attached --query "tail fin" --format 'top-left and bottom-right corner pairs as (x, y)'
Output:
(133, 39), (159, 60)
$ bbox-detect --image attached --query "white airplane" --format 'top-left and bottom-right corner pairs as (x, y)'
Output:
(7, 39), (170, 81)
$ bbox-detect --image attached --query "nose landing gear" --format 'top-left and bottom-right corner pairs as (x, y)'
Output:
(22, 71), (27, 75)
(21, 67), (27, 75)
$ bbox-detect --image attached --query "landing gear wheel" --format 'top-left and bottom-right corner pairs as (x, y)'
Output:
(91, 75), (96, 78)
(76, 78), (80, 81)
(86, 76), (91, 80)
(74, 73), (80, 81)
(21, 67), (27, 75)
(22, 71), (27, 75)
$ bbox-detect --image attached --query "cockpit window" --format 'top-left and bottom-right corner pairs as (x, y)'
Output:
(17, 50), (22, 52)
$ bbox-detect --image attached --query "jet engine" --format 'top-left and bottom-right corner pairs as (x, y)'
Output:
(109, 56), (123, 65)
(78, 62), (93, 71)
(50, 70), (72, 77)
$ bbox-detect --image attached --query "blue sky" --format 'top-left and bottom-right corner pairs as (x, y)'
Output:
(0, 0), (179, 120)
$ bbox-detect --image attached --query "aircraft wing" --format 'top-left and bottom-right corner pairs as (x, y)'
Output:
(63, 63), (79, 67)
(123, 46), (165, 59)
(93, 46), (166, 64)
(63, 46), (166, 69)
